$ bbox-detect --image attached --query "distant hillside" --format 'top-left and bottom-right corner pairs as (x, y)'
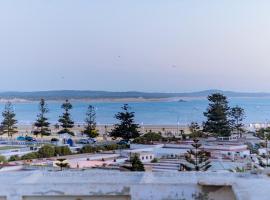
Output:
(0, 90), (269, 101)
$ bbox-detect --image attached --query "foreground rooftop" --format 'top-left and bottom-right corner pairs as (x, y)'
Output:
(0, 170), (269, 200)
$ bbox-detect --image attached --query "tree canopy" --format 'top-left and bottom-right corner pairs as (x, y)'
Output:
(181, 138), (211, 171)
(110, 104), (140, 140)
(230, 106), (245, 137)
(203, 93), (231, 137)
(58, 99), (74, 136)
(83, 105), (99, 138)
(1, 102), (18, 137)
(34, 99), (51, 137)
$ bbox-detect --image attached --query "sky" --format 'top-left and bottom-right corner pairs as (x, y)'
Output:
(0, 0), (270, 92)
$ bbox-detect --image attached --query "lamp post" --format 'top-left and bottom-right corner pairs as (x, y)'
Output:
(265, 132), (269, 168)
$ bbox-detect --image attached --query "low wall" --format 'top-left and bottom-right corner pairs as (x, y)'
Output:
(0, 170), (268, 200)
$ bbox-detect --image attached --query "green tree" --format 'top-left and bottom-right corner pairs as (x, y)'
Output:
(34, 99), (51, 137)
(189, 122), (204, 138)
(38, 145), (55, 158)
(58, 99), (74, 136)
(54, 146), (72, 156)
(1, 102), (18, 137)
(110, 104), (140, 140)
(182, 138), (211, 171)
(230, 106), (245, 137)
(203, 93), (231, 137)
(131, 154), (145, 171)
(55, 158), (69, 171)
(83, 105), (99, 138)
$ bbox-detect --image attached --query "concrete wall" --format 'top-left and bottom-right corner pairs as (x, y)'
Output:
(0, 170), (268, 200)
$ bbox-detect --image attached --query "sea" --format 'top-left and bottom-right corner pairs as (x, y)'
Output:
(2, 97), (270, 125)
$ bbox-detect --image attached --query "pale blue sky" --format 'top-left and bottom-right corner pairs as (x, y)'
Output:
(0, 0), (270, 92)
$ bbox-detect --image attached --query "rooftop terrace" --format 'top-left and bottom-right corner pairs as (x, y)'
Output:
(0, 170), (268, 200)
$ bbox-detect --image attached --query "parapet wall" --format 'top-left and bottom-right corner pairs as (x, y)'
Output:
(0, 170), (268, 200)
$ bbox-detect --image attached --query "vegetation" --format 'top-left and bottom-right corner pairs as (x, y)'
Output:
(256, 127), (270, 140)
(38, 145), (55, 158)
(10, 145), (73, 161)
(1, 102), (18, 137)
(8, 155), (20, 162)
(131, 154), (145, 171)
(80, 143), (129, 154)
(21, 152), (39, 160)
(58, 99), (74, 136)
(83, 105), (99, 138)
(54, 146), (72, 156)
(203, 93), (231, 137)
(110, 104), (140, 140)
(133, 131), (163, 144)
(0, 155), (6, 163)
(189, 122), (204, 138)
(230, 106), (245, 137)
(34, 99), (51, 137)
(182, 138), (211, 171)
(55, 158), (69, 171)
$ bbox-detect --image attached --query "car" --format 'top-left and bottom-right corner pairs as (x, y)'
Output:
(17, 136), (25, 141)
(117, 140), (129, 145)
(78, 138), (96, 145)
(25, 136), (37, 142)
(88, 138), (97, 144)
(78, 139), (90, 144)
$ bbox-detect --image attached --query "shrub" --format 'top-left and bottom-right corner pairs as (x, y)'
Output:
(104, 144), (118, 151)
(151, 158), (158, 163)
(131, 154), (145, 171)
(133, 131), (163, 144)
(54, 146), (72, 156)
(38, 145), (55, 158)
(80, 145), (98, 153)
(21, 152), (39, 160)
(0, 155), (6, 163)
(83, 129), (99, 138)
(8, 155), (20, 162)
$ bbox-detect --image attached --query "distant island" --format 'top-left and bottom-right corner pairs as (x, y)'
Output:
(0, 89), (270, 102)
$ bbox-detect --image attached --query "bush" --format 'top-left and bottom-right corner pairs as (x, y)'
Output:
(104, 144), (118, 151)
(80, 145), (98, 153)
(38, 145), (55, 158)
(131, 154), (145, 171)
(83, 129), (99, 138)
(0, 155), (6, 163)
(151, 158), (158, 163)
(21, 152), (39, 160)
(8, 155), (20, 162)
(54, 146), (72, 156)
(133, 132), (163, 144)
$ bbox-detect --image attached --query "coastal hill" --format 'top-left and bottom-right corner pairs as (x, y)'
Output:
(0, 90), (270, 101)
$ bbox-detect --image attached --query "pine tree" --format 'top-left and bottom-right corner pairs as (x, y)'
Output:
(203, 93), (231, 137)
(182, 138), (211, 171)
(131, 154), (145, 171)
(189, 122), (203, 138)
(110, 104), (140, 140)
(1, 102), (18, 137)
(58, 99), (74, 136)
(34, 99), (51, 137)
(83, 105), (99, 138)
(230, 106), (245, 137)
